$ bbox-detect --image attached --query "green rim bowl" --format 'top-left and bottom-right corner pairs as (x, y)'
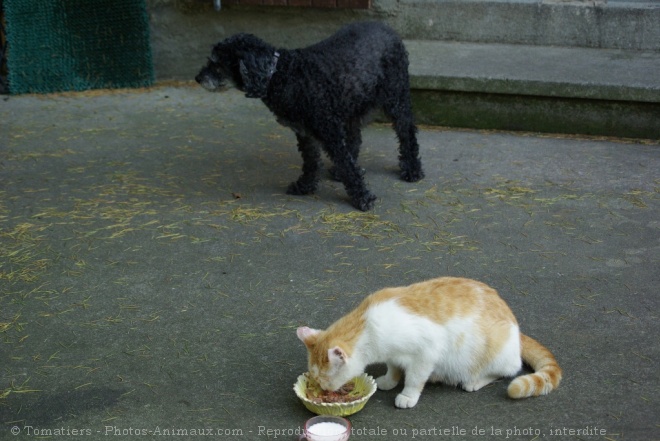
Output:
(293, 372), (377, 416)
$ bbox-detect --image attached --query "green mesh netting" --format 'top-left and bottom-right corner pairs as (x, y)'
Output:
(3, 0), (153, 94)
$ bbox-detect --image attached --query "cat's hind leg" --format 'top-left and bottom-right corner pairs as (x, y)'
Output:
(376, 364), (401, 390)
(462, 326), (521, 393)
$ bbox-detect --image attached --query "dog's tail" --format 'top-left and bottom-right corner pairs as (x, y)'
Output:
(507, 334), (562, 399)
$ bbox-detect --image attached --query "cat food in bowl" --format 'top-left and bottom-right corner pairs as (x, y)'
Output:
(304, 416), (351, 441)
(293, 372), (376, 416)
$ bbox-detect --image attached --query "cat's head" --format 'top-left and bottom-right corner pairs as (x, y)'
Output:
(296, 326), (359, 392)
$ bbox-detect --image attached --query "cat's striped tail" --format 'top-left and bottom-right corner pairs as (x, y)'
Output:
(507, 334), (562, 399)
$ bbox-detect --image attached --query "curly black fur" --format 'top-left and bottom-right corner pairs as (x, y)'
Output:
(196, 22), (424, 211)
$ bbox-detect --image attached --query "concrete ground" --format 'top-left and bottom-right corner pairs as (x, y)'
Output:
(1, 85), (658, 440)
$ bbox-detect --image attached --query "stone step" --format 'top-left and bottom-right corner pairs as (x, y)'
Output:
(404, 40), (660, 138)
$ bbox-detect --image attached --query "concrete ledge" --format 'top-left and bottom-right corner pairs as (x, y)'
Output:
(411, 90), (660, 139)
(406, 41), (660, 103)
(406, 41), (660, 138)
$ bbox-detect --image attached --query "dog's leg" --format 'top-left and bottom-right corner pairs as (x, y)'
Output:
(329, 120), (364, 182)
(286, 134), (322, 196)
(326, 137), (376, 211)
(383, 86), (424, 183)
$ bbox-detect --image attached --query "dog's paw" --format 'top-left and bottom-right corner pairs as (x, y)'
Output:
(353, 193), (377, 211)
(286, 181), (316, 196)
(400, 162), (424, 183)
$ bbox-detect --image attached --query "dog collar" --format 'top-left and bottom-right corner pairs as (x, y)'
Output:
(268, 51), (280, 79)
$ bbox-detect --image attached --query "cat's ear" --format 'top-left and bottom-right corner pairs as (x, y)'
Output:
(297, 326), (320, 346)
(328, 346), (348, 366)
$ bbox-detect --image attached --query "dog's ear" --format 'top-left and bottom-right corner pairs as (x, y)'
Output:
(239, 54), (272, 99)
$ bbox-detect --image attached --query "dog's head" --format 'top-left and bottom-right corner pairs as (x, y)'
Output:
(195, 33), (277, 98)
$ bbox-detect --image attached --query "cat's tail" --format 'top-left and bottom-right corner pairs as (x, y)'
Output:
(507, 333), (562, 399)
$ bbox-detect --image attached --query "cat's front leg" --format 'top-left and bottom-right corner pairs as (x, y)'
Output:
(395, 389), (422, 408)
(394, 365), (433, 409)
(376, 364), (401, 390)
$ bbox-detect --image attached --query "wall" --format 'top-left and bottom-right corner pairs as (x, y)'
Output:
(147, 0), (660, 80)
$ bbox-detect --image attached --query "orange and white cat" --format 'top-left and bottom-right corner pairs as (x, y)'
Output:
(297, 277), (562, 408)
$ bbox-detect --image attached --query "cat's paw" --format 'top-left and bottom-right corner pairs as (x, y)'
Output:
(395, 392), (420, 409)
(376, 375), (399, 391)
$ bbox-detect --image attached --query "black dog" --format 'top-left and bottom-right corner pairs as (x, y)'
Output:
(196, 21), (423, 211)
